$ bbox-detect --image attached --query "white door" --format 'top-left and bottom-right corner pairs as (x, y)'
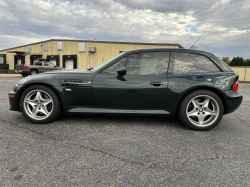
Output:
(17, 59), (22, 65)
(49, 60), (57, 66)
(65, 59), (74, 70)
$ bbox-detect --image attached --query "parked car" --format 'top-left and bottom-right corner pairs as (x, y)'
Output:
(15, 61), (64, 77)
(9, 48), (243, 130)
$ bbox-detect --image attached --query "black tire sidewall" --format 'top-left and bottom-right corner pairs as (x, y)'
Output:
(30, 70), (37, 75)
(20, 85), (61, 124)
(179, 90), (224, 131)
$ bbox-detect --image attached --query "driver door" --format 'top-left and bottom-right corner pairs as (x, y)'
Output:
(92, 51), (170, 109)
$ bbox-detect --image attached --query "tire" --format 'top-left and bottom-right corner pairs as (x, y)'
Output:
(20, 85), (62, 124)
(179, 90), (224, 131)
(22, 73), (27, 77)
(30, 70), (37, 75)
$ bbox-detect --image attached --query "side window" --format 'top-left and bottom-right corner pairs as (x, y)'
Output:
(102, 57), (127, 73)
(43, 63), (48, 66)
(172, 52), (221, 74)
(126, 52), (170, 75)
(36, 62), (42, 66)
(49, 63), (55, 67)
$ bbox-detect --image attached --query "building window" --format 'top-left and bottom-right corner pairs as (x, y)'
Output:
(78, 43), (86, 52)
(43, 43), (49, 51)
(57, 42), (63, 51)
(27, 46), (32, 54)
(0, 57), (3, 64)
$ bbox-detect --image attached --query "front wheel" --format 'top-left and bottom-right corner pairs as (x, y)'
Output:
(20, 85), (62, 124)
(179, 90), (224, 130)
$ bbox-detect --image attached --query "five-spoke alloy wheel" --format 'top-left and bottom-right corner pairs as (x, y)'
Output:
(179, 90), (224, 130)
(20, 85), (61, 123)
(23, 90), (54, 120)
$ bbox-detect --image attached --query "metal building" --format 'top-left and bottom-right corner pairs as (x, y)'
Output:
(0, 39), (183, 73)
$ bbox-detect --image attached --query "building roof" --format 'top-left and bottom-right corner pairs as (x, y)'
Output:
(0, 39), (184, 52)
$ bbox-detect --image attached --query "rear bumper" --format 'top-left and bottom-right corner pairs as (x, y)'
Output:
(15, 70), (27, 74)
(222, 90), (243, 114)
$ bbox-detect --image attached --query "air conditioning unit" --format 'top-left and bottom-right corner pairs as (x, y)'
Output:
(87, 47), (96, 53)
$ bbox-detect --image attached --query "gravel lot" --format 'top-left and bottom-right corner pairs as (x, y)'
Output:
(0, 76), (250, 186)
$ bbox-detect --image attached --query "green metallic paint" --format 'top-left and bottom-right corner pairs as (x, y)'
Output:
(92, 73), (168, 109)
(64, 107), (172, 116)
(9, 48), (243, 116)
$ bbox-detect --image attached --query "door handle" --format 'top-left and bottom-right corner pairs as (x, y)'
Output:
(150, 82), (163, 86)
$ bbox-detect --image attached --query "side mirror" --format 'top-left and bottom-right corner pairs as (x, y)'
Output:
(117, 67), (127, 75)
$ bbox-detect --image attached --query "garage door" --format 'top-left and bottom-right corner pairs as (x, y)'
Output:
(49, 59), (57, 66)
(17, 59), (22, 65)
(65, 59), (74, 70)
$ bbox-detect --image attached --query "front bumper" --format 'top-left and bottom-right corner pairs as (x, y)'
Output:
(9, 91), (20, 111)
(222, 90), (243, 114)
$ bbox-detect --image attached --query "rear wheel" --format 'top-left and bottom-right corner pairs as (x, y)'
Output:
(30, 70), (37, 75)
(179, 90), (224, 130)
(22, 73), (27, 77)
(20, 85), (61, 124)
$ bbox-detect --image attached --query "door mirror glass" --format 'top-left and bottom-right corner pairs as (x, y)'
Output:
(117, 67), (127, 75)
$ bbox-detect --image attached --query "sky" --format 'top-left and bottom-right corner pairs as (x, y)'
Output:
(0, 0), (249, 60)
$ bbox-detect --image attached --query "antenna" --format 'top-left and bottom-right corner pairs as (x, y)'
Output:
(190, 31), (206, 49)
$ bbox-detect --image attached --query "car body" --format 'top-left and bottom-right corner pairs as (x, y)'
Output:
(15, 61), (64, 77)
(9, 48), (243, 130)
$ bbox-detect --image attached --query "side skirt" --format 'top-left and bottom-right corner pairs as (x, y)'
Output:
(63, 107), (176, 116)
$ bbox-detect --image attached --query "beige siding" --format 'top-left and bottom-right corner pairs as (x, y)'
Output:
(231, 67), (246, 81)
(245, 68), (250, 82)
(231, 67), (250, 82)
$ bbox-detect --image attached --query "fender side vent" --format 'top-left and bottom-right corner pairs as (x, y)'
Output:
(62, 80), (92, 86)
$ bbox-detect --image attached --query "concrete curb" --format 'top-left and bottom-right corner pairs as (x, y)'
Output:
(0, 74), (21, 77)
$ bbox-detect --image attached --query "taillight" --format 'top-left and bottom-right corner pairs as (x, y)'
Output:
(233, 81), (238, 92)
(23, 65), (26, 69)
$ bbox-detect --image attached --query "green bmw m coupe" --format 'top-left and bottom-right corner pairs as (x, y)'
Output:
(9, 48), (243, 130)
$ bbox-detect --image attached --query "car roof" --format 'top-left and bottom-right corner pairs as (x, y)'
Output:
(124, 48), (214, 56)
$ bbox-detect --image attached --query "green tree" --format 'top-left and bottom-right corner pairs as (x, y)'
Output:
(229, 57), (244, 66)
(244, 58), (250, 66)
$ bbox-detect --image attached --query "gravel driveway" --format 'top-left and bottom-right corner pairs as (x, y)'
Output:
(0, 76), (250, 186)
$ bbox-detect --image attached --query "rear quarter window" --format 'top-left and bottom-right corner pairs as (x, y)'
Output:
(171, 52), (221, 74)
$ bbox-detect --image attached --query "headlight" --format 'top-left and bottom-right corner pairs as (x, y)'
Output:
(13, 83), (18, 91)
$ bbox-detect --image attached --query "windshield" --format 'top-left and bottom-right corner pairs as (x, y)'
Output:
(91, 52), (125, 72)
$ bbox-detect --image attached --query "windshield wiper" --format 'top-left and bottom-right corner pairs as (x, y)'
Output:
(87, 67), (93, 70)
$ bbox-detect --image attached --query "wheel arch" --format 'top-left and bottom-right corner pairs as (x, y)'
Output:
(17, 83), (63, 112)
(177, 86), (228, 115)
